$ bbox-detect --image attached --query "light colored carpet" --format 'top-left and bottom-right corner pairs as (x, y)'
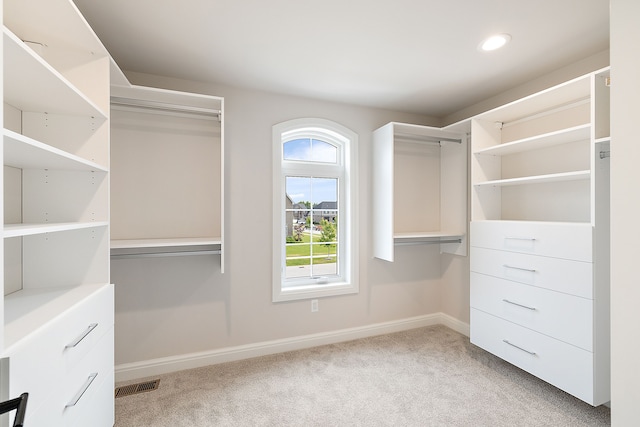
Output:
(114, 325), (610, 426)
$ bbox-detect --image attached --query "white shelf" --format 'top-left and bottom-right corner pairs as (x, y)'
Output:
(394, 231), (463, 240)
(3, 283), (109, 350)
(3, 27), (107, 118)
(474, 124), (591, 156)
(3, 221), (108, 238)
(476, 74), (591, 124)
(4, 0), (107, 57)
(111, 237), (222, 249)
(475, 170), (590, 188)
(390, 122), (464, 144)
(110, 237), (222, 258)
(3, 129), (108, 172)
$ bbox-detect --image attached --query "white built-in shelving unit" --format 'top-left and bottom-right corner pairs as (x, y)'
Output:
(469, 67), (611, 406)
(2, 0), (114, 425)
(372, 122), (468, 261)
(108, 83), (225, 271)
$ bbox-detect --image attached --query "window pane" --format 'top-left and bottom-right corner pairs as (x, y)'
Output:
(284, 176), (339, 282)
(283, 138), (311, 161)
(311, 177), (337, 206)
(283, 138), (337, 163)
(286, 176), (311, 205)
(311, 139), (337, 163)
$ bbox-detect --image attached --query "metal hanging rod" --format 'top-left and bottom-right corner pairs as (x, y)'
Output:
(111, 97), (221, 120)
(394, 133), (462, 144)
(395, 238), (462, 246)
(599, 150), (611, 159)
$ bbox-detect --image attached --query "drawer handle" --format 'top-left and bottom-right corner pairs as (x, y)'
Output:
(65, 323), (98, 348)
(504, 236), (536, 241)
(65, 373), (98, 408)
(503, 264), (536, 273)
(502, 299), (537, 311)
(502, 340), (536, 356)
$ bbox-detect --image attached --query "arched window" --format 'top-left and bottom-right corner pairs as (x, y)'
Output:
(272, 118), (358, 302)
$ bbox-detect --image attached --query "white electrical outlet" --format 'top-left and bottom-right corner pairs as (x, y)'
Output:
(311, 299), (318, 312)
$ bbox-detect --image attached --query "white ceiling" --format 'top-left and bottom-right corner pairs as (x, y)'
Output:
(73, 0), (609, 118)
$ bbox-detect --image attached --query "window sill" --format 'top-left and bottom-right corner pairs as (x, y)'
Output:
(273, 280), (358, 302)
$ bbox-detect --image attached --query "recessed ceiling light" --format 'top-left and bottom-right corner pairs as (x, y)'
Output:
(479, 33), (511, 52)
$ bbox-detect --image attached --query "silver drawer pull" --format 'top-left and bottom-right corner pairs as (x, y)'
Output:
(503, 264), (536, 273)
(502, 340), (536, 356)
(502, 299), (537, 311)
(66, 373), (98, 407)
(65, 323), (98, 348)
(504, 236), (536, 241)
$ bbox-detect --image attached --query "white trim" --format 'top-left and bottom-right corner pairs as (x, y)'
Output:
(272, 118), (359, 302)
(115, 313), (470, 382)
(438, 312), (471, 337)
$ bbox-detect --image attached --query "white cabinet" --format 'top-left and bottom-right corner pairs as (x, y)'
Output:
(2, 0), (113, 425)
(108, 84), (225, 271)
(372, 122), (468, 261)
(469, 68), (610, 405)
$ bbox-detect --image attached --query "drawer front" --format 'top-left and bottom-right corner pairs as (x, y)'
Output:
(470, 309), (595, 405)
(70, 368), (115, 427)
(470, 246), (593, 298)
(24, 328), (114, 427)
(62, 328), (114, 427)
(6, 284), (114, 416)
(471, 273), (593, 350)
(471, 221), (592, 262)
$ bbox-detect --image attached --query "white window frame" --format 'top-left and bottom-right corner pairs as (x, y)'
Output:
(272, 118), (358, 302)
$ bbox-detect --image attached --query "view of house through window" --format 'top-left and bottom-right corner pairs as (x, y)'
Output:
(272, 118), (358, 302)
(285, 176), (338, 281)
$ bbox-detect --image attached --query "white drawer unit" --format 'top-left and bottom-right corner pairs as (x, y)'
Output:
(4, 285), (114, 427)
(470, 221), (609, 405)
(23, 329), (114, 427)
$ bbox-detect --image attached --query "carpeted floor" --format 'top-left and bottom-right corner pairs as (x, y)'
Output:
(114, 325), (611, 426)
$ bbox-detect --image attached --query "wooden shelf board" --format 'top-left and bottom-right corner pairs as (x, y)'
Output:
(475, 124), (591, 156)
(394, 231), (464, 239)
(3, 27), (107, 118)
(3, 129), (107, 172)
(475, 170), (590, 187)
(3, 221), (108, 238)
(4, 0), (107, 56)
(110, 237), (222, 249)
(475, 74), (591, 124)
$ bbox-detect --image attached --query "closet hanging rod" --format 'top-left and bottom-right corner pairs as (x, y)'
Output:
(395, 238), (462, 246)
(111, 250), (221, 259)
(394, 133), (462, 144)
(111, 97), (221, 120)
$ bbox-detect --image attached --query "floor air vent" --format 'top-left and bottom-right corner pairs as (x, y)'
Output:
(115, 379), (160, 398)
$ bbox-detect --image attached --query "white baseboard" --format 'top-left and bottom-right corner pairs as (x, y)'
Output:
(115, 312), (470, 383)
(439, 312), (471, 337)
